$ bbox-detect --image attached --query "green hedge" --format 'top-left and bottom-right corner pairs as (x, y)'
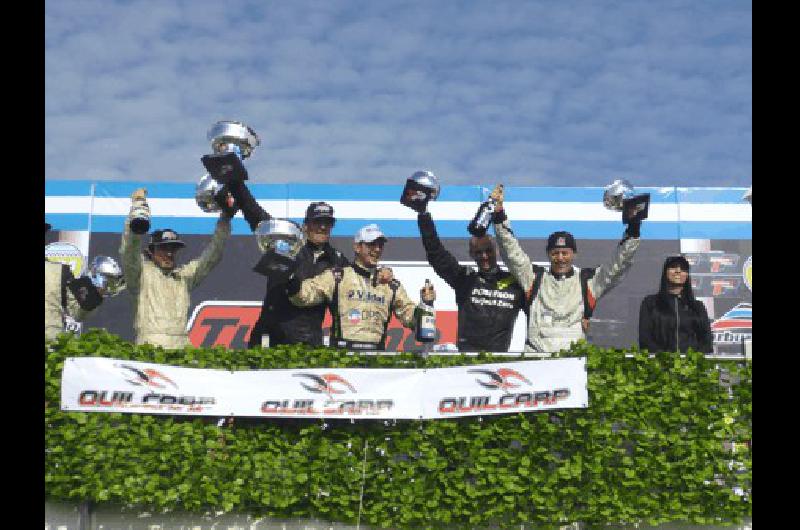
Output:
(45, 330), (751, 529)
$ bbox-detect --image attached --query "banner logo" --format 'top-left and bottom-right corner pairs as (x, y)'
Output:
(711, 303), (752, 354)
(742, 256), (752, 291)
(117, 363), (178, 389)
(294, 373), (357, 398)
(467, 368), (531, 390)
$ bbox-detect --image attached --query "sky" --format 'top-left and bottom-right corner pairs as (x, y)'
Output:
(45, 0), (752, 188)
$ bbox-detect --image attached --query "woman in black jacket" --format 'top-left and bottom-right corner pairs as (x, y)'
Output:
(638, 255), (713, 353)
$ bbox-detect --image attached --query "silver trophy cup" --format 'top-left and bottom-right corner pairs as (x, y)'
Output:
(196, 120), (261, 211)
(201, 120), (261, 184)
(603, 179), (635, 211)
(87, 256), (125, 297)
(255, 218), (305, 257)
(603, 179), (650, 224)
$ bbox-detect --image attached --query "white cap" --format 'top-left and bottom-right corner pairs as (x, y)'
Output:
(354, 223), (388, 244)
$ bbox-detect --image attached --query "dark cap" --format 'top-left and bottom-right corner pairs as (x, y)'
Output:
(664, 255), (690, 271)
(149, 229), (186, 249)
(546, 231), (577, 252)
(45, 221), (52, 232)
(304, 201), (335, 224)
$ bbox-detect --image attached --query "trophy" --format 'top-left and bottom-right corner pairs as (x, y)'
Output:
(254, 218), (305, 272)
(201, 120), (260, 185)
(603, 179), (650, 224)
(87, 256), (125, 297)
(400, 170), (440, 213)
(195, 173), (228, 213)
(467, 185), (502, 237)
(129, 196), (151, 234)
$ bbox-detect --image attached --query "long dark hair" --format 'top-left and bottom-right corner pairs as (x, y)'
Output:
(657, 255), (697, 307)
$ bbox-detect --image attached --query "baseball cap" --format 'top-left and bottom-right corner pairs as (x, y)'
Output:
(304, 201), (336, 224)
(546, 231), (577, 252)
(354, 224), (388, 244)
(149, 229), (186, 248)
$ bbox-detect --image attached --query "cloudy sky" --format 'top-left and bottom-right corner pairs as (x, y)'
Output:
(45, 0), (751, 188)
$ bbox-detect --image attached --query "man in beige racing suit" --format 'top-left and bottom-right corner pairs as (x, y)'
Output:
(489, 185), (641, 356)
(120, 188), (231, 348)
(45, 222), (105, 341)
(287, 223), (435, 351)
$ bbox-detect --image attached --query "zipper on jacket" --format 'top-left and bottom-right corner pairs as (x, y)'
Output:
(675, 297), (680, 352)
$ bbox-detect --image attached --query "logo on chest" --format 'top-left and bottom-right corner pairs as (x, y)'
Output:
(346, 290), (386, 305)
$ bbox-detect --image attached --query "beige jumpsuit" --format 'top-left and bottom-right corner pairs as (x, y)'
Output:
(290, 265), (418, 349)
(120, 210), (230, 349)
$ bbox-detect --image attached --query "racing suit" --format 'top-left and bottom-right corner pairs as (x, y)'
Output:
(224, 180), (350, 347)
(288, 263), (418, 350)
(44, 260), (103, 341)
(120, 212), (230, 349)
(493, 214), (640, 355)
(418, 212), (526, 352)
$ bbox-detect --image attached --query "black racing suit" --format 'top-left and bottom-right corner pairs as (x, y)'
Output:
(418, 212), (527, 352)
(226, 181), (349, 348)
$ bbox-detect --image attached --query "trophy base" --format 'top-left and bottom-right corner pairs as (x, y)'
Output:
(202, 152), (249, 184)
(622, 193), (651, 224)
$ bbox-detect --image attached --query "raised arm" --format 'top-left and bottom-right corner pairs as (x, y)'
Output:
(227, 180), (271, 232)
(490, 185), (537, 298)
(119, 188), (146, 294)
(417, 212), (467, 290)
(182, 214), (232, 290)
(587, 227), (640, 301)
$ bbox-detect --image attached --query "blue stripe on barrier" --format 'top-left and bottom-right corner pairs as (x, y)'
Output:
(83, 216), (751, 240)
(498, 186), (679, 203)
(45, 180), (94, 196)
(676, 188), (751, 204)
(43, 213), (91, 231)
(285, 183), (483, 202)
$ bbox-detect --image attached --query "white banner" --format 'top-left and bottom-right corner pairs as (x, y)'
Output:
(61, 357), (587, 420)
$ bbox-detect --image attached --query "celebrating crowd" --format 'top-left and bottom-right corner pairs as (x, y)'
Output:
(45, 174), (713, 356)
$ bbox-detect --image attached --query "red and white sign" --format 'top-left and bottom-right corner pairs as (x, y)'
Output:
(61, 357), (588, 419)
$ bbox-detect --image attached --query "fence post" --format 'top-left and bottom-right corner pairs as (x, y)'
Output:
(77, 500), (92, 530)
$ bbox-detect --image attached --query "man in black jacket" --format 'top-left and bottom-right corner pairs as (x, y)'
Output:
(416, 211), (527, 352)
(226, 180), (349, 347)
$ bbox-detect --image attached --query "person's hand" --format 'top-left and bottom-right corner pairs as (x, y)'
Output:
(376, 267), (394, 284)
(421, 281), (436, 304)
(581, 318), (590, 334)
(131, 188), (147, 202)
(219, 192), (236, 219)
(490, 184), (504, 211)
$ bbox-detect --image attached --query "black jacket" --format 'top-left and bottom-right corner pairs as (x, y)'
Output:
(418, 212), (527, 352)
(250, 241), (348, 347)
(226, 180), (349, 347)
(638, 293), (713, 353)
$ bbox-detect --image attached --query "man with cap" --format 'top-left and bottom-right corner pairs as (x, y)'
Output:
(120, 188), (231, 348)
(223, 179), (350, 347)
(44, 221), (105, 341)
(287, 224), (435, 351)
(489, 185), (641, 355)
(412, 205), (527, 352)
